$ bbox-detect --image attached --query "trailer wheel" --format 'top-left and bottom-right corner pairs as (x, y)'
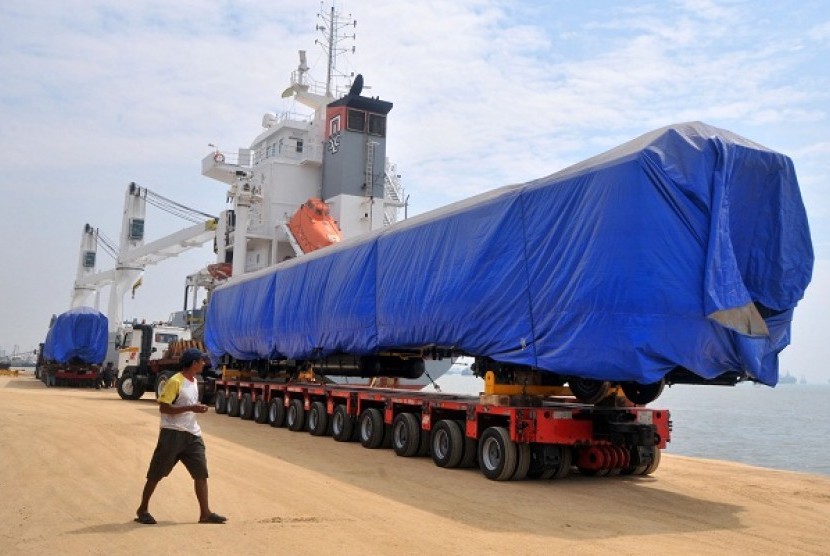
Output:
(332, 404), (354, 442)
(569, 377), (612, 404)
(528, 444), (573, 480)
(431, 419), (464, 468)
(287, 399), (306, 431)
(417, 424), (431, 457)
(512, 443), (531, 480)
(454, 420), (477, 468)
(642, 447), (661, 475)
(308, 401), (329, 436)
(359, 408), (385, 449)
(478, 426), (518, 481)
(214, 391), (227, 414)
(268, 398), (286, 428)
(527, 444), (573, 480)
(239, 393), (254, 420)
(227, 394), (240, 417)
(253, 397), (268, 424)
(621, 379), (665, 405)
(392, 413), (421, 457)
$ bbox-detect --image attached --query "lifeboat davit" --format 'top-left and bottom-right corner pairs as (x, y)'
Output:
(287, 198), (342, 253)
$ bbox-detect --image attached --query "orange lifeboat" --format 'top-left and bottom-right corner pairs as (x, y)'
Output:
(287, 198), (342, 253)
(207, 262), (233, 281)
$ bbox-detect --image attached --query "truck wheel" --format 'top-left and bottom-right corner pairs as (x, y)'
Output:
(332, 404), (354, 442)
(268, 398), (286, 428)
(621, 379), (665, 405)
(359, 408), (385, 449)
(214, 391), (227, 414)
(569, 377), (612, 404)
(478, 426), (518, 481)
(239, 393), (254, 420)
(431, 419), (464, 468)
(227, 394), (240, 417)
(117, 371), (144, 401)
(287, 399), (306, 431)
(253, 397), (268, 424)
(392, 413), (421, 457)
(308, 401), (329, 436)
(455, 419), (478, 468)
(154, 372), (172, 400)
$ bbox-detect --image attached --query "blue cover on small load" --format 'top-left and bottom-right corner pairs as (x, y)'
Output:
(205, 122), (813, 386)
(43, 306), (109, 364)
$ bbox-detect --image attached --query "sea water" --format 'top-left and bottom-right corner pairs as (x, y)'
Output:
(658, 383), (830, 476)
(427, 365), (830, 476)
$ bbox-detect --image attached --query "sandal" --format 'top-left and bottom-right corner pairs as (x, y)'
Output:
(199, 512), (227, 524)
(134, 512), (157, 525)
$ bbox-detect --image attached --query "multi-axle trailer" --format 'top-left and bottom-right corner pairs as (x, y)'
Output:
(211, 377), (670, 481)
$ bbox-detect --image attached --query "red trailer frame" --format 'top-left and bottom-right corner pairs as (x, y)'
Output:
(213, 378), (670, 481)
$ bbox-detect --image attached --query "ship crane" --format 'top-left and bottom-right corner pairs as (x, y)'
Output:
(70, 182), (217, 334)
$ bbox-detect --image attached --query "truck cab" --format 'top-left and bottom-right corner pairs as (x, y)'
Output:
(116, 323), (191, 377)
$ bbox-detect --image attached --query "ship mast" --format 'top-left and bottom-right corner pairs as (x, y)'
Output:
(316, 3), (356, 97)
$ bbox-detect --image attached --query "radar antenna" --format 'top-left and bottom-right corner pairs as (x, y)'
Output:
(315, 2), (357, 97)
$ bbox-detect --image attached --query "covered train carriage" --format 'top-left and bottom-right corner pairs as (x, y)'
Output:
(205, 122), (813, 403)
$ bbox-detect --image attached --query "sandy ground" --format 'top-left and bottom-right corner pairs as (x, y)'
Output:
(1, 372), (829, 556)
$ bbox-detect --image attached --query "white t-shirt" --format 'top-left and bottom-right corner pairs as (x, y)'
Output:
(158, 373), (202, 436)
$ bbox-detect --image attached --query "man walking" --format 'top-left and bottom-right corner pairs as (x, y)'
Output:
(135, 348), (226, 525)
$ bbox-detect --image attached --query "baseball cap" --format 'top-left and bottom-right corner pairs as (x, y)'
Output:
(181, 348), (205, 367)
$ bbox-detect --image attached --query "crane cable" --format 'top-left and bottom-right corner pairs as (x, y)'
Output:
(142, 188), (217, 224)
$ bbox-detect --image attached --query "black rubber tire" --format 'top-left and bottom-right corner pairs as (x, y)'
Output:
(392, 413), (421, 457)
(287, 398), (306, 431)
(512, 442), (531, 480)
(239, 393), (254, 420)
(154, 372), (172, 400)
(308, 401), (329, 436)
(621, 379), (665, 405)
(117, 371), (144, 400)
(332, 404), (355, 442)
(268, 398), (286, 428)
(253, 397), (268, 424)
(455, 419), (478, 468)
(359, 408), (385, 449)
(569, 377), (612, 404)
(214, 390), (227, 414)
(227, 394), (240, 417)
(642, 447), (662, 475)
(431, 419), (464, 468)
(417, 428), (431, 456)
(478, 426), (518, 481)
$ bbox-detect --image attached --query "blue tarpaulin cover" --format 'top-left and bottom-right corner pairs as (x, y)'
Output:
(43, 306), (109, 364)
(205, 122), (813, 386)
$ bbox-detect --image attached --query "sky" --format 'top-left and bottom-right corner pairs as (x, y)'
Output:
(0, 0), (828, 381)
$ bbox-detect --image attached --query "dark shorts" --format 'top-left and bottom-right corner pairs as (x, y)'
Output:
(146, 428), (208, 481)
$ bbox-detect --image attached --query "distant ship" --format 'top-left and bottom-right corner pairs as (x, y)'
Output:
(779, 371), (797, 384)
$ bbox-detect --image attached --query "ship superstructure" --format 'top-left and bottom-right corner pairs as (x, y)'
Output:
(201, 5), (405, 279)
